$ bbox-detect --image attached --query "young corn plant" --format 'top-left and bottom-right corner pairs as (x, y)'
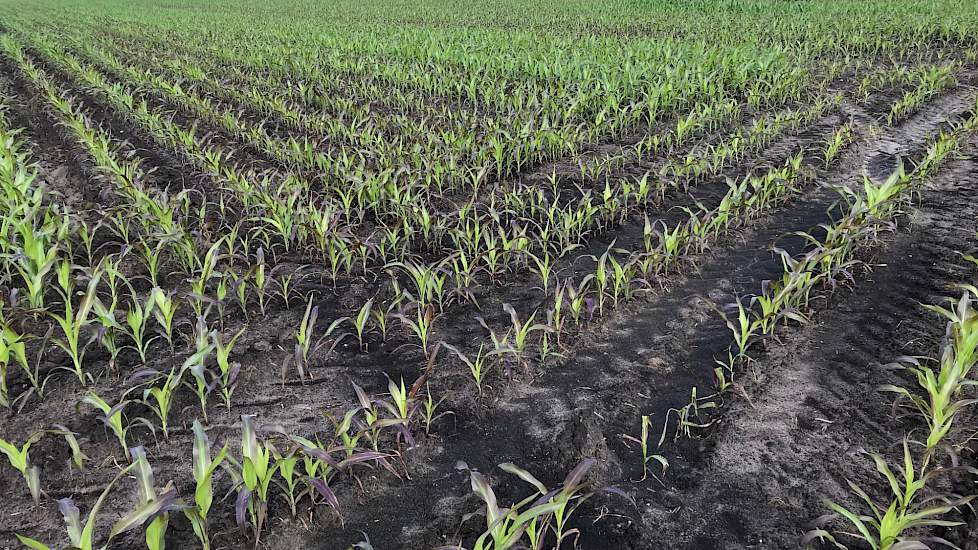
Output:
(273, 447), (304, 518)
(92, 299), (125, 372)
(373, 376), (422, 449)
(823, 124), (855, 168)
(351, 297), (374, 351)
(351, 383), (385, 452)
(501, 304), (553, 367)
(881, 354), (977, 454)
(442, 458), (604, 550)
(564, 277), (595, 327)
(393, 303), (437, 358)
(184, 421), (228, 550)
(230, 415), (279, 542)
(803, 441), (973, 550)
(271, 265), (300, 309)
(621, 415), (669, 483)
(862, 164), (909, 220)
(124, 290), (158, 364)
(925, 289), (978, 380)
(0, 324), (30, 406)
(712, 296), (763, 360)
(387, 261), (448, 310)
(109, 446), (184, 550)
(214, 327), (245, 412)
(420, 384), (452, 435)
(149, 287), (180, 350)
(227, 267), (250, 319)
(7, 217), (62, 311)
(189, 237), (226, 318)
(182, 317), (218, 422)
(137, 240), (167, 288)
(15, 461), (137, 550)
(587, 246), (614, 316)
(140, 367), (182, 439)
(0, 431), (43, 503)
(443, 342), (489, 395)
(292, 295), (349, 379)
(526, 250), (557, 294)
(50, 260), (103, 385)
(83, 391), (133, 460)
(668, 388), (719, 440)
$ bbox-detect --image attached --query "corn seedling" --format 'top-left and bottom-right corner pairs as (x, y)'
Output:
(712, 296), (762, 360)
(182, 316), (218, 422)
(351, 297), (374, 351)
(0, 324), (30, 406)
(824, 124), (854, 167)
(443, 342), (489, 394)
(83, 391), (133, 460)
(214, 327), (246, 412)
(124, 290), (158, 364)
(803, 441), (973, 550)
(149, 287), (180, 349)
(0, 431), (43, 503)
(50, 260), (103, 384)
(189, 237), (226, 317)
(421, 384), (452, 435)
(497, 304), (553, 367)
(15, 461), (137, 550)
(443, 458), (604, 550)
(393, 302), (437, 358)
(231, 414), (279, 541)
(109, 446), (184, 550)
(621, 415), (669, 483)
(293, 295), (349, 379)
(185, 420), (228, 550)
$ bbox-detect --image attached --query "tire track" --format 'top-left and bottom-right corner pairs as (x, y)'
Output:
(641, 143), (978, 550)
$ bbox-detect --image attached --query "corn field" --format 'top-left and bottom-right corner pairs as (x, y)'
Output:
(1, 1), (978, 549)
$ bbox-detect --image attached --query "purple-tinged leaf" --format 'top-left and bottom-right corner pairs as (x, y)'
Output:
(338, 451), (390, 470)
(309, 478), (340, 511)
(109, 486), (184, 539)
(57, 498), (82, 546)
(126, 368), (162, 385)
(562, 458), (596, 491)
(235, 488), (252, 526)
(351, 382), (373, 410)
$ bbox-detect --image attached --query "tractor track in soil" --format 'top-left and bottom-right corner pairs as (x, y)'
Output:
(637, 139), (978, 550)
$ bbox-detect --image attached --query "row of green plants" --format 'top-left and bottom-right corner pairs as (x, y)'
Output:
(856, 61), (960, 104)
(0, 89), (62, 406)
(4, 409), (411, 550)
(805, 116), (978, 550)
(0, 25), (848, 380)
(806, 283), (978, 550)
(885, 63), (958, 125)
(20, 10), (810, 202)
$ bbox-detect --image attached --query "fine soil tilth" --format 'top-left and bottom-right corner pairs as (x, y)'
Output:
(1, 2), (978, 550)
